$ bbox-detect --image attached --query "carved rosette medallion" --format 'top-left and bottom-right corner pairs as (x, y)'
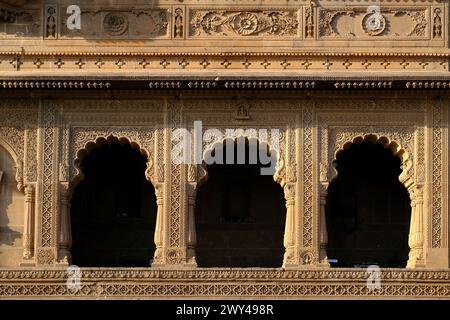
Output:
(230, 12), (259, 35)
(362, 12), (386, 36)
(103, 13), (129, 36)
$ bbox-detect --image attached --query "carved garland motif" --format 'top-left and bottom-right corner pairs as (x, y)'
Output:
(190, 9), (299, 37)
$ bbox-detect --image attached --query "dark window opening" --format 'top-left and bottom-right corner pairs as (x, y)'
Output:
(70, 140), (157, 267)
(326, 142), (411, 268)
(195, 140), (286, 267)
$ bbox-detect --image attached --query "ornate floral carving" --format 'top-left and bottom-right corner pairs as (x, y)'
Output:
(190, 10), (298, 37)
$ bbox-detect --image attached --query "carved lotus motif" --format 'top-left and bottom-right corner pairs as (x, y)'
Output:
(229, 12), (259, 35)
(103, 13), (129, 36)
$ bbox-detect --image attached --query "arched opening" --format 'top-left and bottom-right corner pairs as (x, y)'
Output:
(325, 138), (411, 268)
(70, 136), (157, 267)
(0, 144), (24, 267)
(195, 138), (286, 267)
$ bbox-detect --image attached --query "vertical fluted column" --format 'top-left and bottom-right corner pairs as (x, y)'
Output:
(22, 185), (35, 261)
(152, 185), (165, 266)
(186, 184), (197, 266)
(407, 186), (425, 268)
(319, 182), (330, 266)
(58, 186), (72, 265)
(282, 183), (296, 268)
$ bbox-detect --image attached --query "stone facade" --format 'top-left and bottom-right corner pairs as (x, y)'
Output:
(0, 0), (449, 299)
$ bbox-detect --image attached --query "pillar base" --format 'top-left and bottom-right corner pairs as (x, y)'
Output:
(20, 259), (36, 267)
(406, 249), (426, 269)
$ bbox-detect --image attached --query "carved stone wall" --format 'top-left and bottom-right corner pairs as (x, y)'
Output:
(0, 0), (449, 298)
(0, 94), (448, 297)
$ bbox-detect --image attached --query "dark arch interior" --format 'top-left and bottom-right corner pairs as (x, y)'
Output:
(195, 140), (286, 267)
(325, 141), (411, 268)
(70, 140), (157, 267)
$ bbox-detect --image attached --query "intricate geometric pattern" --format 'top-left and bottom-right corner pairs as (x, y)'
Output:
(169, 101), (182, 249)
(40, 104), (56, 248)
(431, 102), (443, 248)
(0, 269), (449, 298)
(302, 106), (313, 247)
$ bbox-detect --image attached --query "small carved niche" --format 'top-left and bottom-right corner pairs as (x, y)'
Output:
(44, 5), (57, 39)
(433, 8), (442, 39)
(174, 7), (184, 38)
(235, 99), (251, 120)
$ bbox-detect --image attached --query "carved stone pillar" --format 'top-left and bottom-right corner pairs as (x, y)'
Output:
(152, 184), (165, 266)
(58, 185), (72, 265)
(407, 186), (425, 268)
(319, 182), (330, 267)
(21, 184), (35, 264)
(282, 183), (296, 268)
(186, 183), (197, 266)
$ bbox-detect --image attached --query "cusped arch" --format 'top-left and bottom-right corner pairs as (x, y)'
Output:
(332, 134), (413, 188)
(202, 136), (284, 186)
(0, 137), (23, 191)
(71, 135), (153, 192)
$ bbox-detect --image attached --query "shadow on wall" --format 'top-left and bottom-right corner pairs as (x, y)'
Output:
(0, 166), (21, 257)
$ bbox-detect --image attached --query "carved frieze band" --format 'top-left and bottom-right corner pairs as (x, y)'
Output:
(0, 3), (445, 47)
(0, 269), (449, 298)
(0, 55), (447, 74)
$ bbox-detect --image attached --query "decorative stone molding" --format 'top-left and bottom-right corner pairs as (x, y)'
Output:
(0, 268), (449, 298)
